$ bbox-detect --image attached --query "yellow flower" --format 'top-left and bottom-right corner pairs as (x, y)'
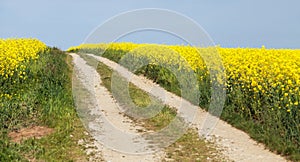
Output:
(70, 42), (300, 114)
(251, 80), (257, 87)
(0, 38), (46, 97)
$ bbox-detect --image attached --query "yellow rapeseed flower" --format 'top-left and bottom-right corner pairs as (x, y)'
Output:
(70, 42), (300, 112)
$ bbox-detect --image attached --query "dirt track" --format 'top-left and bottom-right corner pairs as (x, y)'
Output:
(71, 53), (287, 162)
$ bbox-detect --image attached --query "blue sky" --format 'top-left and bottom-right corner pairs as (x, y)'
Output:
(0, 0), (299, 50)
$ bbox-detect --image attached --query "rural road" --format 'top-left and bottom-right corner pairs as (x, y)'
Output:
(71, 53), (287, 162)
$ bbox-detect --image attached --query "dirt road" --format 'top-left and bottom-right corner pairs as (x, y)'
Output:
(71, 53), (287, 162)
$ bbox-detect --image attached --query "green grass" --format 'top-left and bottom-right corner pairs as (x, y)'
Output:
(0, 48), (88, 161)
(81, 54), (223, 161)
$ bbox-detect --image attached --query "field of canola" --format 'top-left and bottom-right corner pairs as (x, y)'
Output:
(69, 42), (300, 159)
(0, 39), (47, 99)
(69, 43), (300, 113)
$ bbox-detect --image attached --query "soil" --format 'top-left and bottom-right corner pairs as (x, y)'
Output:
(8, 126), (54, 143)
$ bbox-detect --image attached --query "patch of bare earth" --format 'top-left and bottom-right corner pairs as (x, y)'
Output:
(8, 126), (54, 143)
